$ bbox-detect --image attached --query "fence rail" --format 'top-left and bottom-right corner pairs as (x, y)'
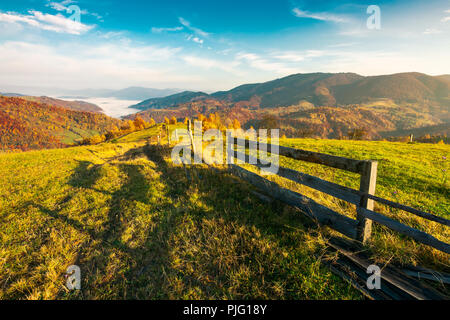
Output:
(184, 121), (450, 254)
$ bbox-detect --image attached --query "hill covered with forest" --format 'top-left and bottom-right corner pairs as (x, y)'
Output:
(1, 94), (103, 113)
(0, 96), (121, 151)
(132, 72), (450, 110)
(127, 72), (450, 140)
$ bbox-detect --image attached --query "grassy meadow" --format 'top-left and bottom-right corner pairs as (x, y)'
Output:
(0, 125), (448, 299)
(274, 138), (449, 268)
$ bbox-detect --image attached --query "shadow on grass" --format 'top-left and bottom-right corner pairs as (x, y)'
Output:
(22, 144), (353, 300)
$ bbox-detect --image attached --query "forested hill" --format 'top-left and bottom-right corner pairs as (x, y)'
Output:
(20, 96), (103, 113)
(0, 96), (122, 152)
(132, 72), (450, 111)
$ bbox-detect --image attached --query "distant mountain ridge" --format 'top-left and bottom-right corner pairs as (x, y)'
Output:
(1, 86), (182, 101)
(131, 91), (210, 110)
(60, 87), (182, 101)
(97, 87), (182, 101)
(0, 92), (26, 97)
(127, 72), (449, 140)
(131, 72), (450, 111)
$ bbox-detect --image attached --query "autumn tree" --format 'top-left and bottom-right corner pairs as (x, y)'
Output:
(133, 116), (146, 130)
(347, 128), (367, 140)
(197, 113), (206, 122)
(259, 114), (279, 130)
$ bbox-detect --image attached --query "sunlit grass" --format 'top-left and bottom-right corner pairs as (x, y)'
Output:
(1, 128), (448, 300)
(0, 131), (359, 300)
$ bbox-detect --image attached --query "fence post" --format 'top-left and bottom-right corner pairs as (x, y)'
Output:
(226, 131), (236, 168)
(187, 119), (196, 155)
(356, 160), (378, 243)
(167, 125), (170, 146)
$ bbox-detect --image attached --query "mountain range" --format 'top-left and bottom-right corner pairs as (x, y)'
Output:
(131, 72), (450, 110)
(127, 72), (450, 140)
(1, 86), (182, 101)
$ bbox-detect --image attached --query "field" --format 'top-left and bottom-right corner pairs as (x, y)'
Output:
(0, 125), (448, 299)
(274, 138), (449, 268)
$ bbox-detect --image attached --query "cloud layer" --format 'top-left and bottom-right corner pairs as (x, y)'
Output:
(0, 10), (94, 35)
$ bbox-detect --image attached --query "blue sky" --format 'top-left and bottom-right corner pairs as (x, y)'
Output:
(0, 0), (449, 91)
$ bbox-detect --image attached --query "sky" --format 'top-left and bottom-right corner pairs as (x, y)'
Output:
(0, 0), (449, 92)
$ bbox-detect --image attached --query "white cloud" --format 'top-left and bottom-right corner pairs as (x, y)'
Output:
(0, 41), (193, 89)
(272, 50), (325, 62)
(0, 12), (41, 27)
(0, 10), (94, 35)
(48, 2), (68, 12)
(187, 35), (204, 45)
(423, 28), (442, 34)
(311, 49), (450, 76)
(47, 1), (103, 21)
(235, 52), (296, 74)
(151, 26), (183, 33)
(99, 31), (126, 39)
(328, 42), (358, 48)
(179, 17), (210, 37)
(273, 52), (305, 62)
(292, 8), (348, 23)
(182, 55), (242, 75)
(440, 9), (450, 22)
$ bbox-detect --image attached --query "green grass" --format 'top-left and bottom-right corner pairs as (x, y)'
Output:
(273, 138), (449, 268)
(1, 127), (448, 300)
(0, 127), (360, 300)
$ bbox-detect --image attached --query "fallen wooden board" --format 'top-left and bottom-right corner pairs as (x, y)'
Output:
(327, 237), (447, 300)
(402, 269), (450, 285)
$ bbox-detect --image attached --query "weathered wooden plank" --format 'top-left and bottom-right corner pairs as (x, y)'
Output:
(366, 194), (450, 226)
(231, 138), (450, 227)
(402, 270), (450, 285)
(278, 144), (370, 174)
(229, 164), (359, 239)
(234, 150), (361, 205)
(321, 258), (393, 300)
(232, 137), (368, 173)
(328, 237), (446, 300)
(357, 161), (377, 243)
(359, 207), (450, 254)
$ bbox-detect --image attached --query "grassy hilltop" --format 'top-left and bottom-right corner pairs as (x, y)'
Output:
(0, 125), (448, 299)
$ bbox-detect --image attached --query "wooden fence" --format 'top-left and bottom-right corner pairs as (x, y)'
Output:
(183, 121), (450, 254)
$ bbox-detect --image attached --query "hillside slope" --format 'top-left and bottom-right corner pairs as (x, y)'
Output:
(0, 96), (121, 151)
(131, 72), (450, 112)
(131, 91), (210, 110)
(0, 127), (360, 299)
(20, 96), (103, 113)
(1, 94), (103, 113)
(127, 72), (449, 139)
(334, 73), (450, 105)
(0, 126), (448, 299)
